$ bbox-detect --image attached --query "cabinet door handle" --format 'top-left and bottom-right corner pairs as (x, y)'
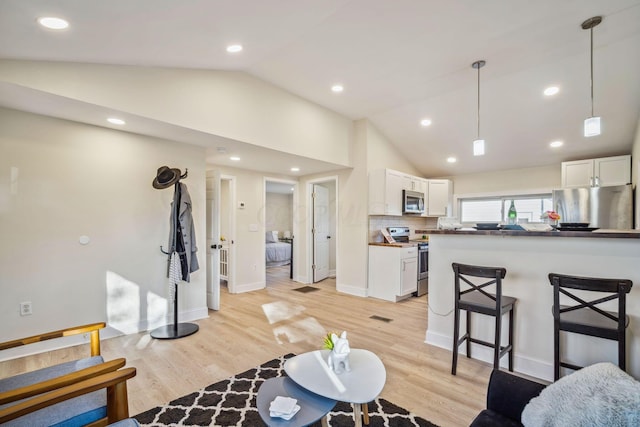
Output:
(590, 177), (594, 187)
(595, 176), (600, 187)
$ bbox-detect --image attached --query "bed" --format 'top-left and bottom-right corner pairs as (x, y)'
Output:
(265, 231), (291, 267)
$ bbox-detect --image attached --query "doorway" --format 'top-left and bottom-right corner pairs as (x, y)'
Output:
(264, 179), (297, 286)
(307, 177), (337, 285)
(206, 170), (236, 310)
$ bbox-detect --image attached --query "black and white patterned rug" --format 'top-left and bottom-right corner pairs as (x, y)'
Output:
(134, 353), (438, 426)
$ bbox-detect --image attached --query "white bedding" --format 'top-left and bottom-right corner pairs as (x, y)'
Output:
(266, 241), (291, 266)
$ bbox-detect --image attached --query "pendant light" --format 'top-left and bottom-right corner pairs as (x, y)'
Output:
(472, 60), (486, 156)
(582, 16), (602, 137)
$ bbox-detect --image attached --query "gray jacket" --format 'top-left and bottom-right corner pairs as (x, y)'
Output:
(168, 183), (199, 281)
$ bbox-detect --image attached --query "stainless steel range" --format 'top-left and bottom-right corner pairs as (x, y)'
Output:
(416, 242), (428, 296)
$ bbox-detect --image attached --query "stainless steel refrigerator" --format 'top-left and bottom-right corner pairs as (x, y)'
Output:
(552, 184), (633, 229)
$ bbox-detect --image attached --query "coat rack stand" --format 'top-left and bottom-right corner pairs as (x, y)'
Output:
(150, 283), (199, 339)
(151, 171), (199, 340)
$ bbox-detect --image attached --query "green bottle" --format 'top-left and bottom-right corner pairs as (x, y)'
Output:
(508, 200), (517, 224)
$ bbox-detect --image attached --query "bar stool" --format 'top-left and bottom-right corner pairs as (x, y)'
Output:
(548, 273), (633, 380)
(451, 263), (516, 375)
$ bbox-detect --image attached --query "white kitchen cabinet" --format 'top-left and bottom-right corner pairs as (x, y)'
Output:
(561, 155), (630, 188)
(426, 179), (451, 216)
(369, 169), (405, 215)
(368, 245), (418, 302)
(405, 176), (427, 193)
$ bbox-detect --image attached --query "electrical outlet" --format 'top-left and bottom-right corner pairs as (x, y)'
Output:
(20, 301), (33, 316)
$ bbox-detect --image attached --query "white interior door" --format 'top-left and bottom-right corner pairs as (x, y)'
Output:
(313, 184), (330, 282)
(206, 173), (221, 310)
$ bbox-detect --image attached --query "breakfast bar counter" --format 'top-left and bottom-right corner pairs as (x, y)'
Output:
(425, 230), (640, 381)
(427, 228), (640, 238)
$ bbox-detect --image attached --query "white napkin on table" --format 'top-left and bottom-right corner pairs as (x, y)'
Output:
(269, 396), (300, 420)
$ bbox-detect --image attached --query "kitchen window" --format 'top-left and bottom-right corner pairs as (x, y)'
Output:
(459, 194), (552, 223)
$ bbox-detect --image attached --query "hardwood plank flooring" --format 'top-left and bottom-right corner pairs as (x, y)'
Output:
(0, 267), (492, 426)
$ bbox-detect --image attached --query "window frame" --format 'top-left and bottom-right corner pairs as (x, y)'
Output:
(456, 192), (553, 225)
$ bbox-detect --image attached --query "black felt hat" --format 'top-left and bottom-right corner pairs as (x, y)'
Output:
(152, 166), (181, 189)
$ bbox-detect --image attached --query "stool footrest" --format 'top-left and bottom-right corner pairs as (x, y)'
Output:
(560, 361), (583, 372)
(467, 338), (511, 353)
(455, 333), (469, 347)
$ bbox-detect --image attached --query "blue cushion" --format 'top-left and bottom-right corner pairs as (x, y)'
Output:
(108, 419), (140, 427)
(0, 356), (107, 427)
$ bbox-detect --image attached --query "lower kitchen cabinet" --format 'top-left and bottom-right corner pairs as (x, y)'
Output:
(368, 245), (417, 302)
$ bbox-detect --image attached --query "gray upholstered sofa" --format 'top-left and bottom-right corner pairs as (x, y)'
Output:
(471, 364), (640, 427)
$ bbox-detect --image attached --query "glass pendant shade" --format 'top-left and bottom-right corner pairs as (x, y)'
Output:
(584, 116), (601, 137)
(473, 139), (485, 156)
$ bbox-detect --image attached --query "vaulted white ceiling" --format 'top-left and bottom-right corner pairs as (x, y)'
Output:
(1, 0), (640, 177)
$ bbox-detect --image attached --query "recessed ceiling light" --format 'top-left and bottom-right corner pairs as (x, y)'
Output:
(226, 44), (243, 53)
(290, 167), (300, 172)
(38, 16), (69, 30)
(420, 119), (432, 127)
(549, 140), (564, 148)
(230, 156), (241, 161)
(107, 117), (125, 125)
(446, 157), (457, 163)
(331, 85), (344, 93)
(290, 187), (294, 191)
(544, 86), (560, 96)
(216, 147), (227, 153)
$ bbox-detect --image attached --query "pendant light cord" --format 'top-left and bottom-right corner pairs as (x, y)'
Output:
(589, 26), (594, 117)
(477, 63), (481, 139)
(472, 60), (485, 140)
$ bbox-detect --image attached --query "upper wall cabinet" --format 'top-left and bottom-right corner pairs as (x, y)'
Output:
(369, 169), (405, 215)
(426, 179), (452, 216)
(561, 155), (631, 188)
(369, 169), (452, 216)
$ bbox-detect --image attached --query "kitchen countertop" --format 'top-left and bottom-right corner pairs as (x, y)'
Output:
(368, 242), (418, 248)
(425, 228), (640, 239)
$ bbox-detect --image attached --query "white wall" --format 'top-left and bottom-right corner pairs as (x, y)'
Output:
(0, 108), (208, 355)
(265, 192), (293, 237)
(448, 164), (561, 196)
(0, 60), (353, 167)
(366, 121), (422, 176)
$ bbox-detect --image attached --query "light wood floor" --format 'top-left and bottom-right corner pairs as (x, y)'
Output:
(1, 267), (492, 426)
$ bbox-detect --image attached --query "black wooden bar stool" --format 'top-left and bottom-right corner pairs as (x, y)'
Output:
(548, 273), (633, 380)
(451, 263), (516, 375)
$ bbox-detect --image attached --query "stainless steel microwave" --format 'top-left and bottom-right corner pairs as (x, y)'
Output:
(403, 189), (425, 214)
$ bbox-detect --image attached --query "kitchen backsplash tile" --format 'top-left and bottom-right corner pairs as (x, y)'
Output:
(369, 215), (437, 242)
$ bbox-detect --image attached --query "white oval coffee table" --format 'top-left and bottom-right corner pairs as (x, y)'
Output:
(284, 349), (386, 427)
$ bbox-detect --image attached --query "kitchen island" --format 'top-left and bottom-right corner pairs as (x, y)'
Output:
(426, 229), (640, 381)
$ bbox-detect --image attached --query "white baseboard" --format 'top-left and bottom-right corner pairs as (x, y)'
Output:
(425, 330), (553, 382)
(336, 283), (367, 297)
(329, 269), (336, 278)
(233, 281), (265, 293)
(0, 307), (210, 362)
